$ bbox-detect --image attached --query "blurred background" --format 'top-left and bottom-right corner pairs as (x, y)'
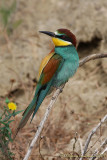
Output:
(0, 0), (107, 159)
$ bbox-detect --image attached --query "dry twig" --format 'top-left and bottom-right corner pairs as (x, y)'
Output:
(79, 114), (107, 160)
(79, 53), (107, 67)
(23, 53), (107, 160)
(78, 136), (84, 155)
(100, 147), (107, 156)
(90, 138), (107, 160)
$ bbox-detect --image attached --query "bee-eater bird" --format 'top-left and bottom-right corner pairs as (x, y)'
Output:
(16, 28), (79, 133)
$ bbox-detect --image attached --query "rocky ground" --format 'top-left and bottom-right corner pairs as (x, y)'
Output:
(0, 0), (107, 159)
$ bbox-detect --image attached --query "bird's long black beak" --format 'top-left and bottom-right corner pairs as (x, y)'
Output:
(39, 31), (55, 37)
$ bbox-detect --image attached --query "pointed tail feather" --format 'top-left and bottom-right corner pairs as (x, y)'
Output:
(31, 80), (53, 121)
(14, 95), (38, 138)
(14, 85), (42, 138)
(14, 80), (53, 138)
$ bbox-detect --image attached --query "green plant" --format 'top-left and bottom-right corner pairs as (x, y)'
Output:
(0, 0), (22, 35)
(0, 98), (23, 160)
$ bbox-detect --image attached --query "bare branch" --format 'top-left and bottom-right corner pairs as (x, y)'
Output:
(79, 114), (107, 160)
(23, 53), (107, 160)
(90, 138), (107, 160)
(78, 136), (84, 155)
(100, 147), (107, 156)
(79, 53), (107, 67)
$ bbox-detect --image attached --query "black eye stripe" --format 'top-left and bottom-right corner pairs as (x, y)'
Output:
(56, 35), (72, 43)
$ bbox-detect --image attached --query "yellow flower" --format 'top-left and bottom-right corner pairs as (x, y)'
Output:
(8, 102), (17, 111)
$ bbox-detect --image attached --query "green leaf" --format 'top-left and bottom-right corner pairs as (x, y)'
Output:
(12, 19), (22, 29)
(13, 110), (24, 116)
(7, 120), (14, 124)
(5, 132), (12, 141)
(0, 8), (11, 26)
(6, 109), (11, 115)
(0, 126), (5, 131)
(9, 0), (16, 14)
(6, 126), (12, 134)
(5, 97), (10, 104)
(2, 115), (12, 122)
(0, 120), (6, 125)
(0, 0), (16, 27)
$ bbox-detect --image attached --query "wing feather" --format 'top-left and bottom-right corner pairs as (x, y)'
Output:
(37, 49), (55, 80)
(38, 54), (63, 85)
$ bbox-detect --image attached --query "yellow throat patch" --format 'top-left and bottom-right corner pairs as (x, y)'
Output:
(52, 37), (72, 46)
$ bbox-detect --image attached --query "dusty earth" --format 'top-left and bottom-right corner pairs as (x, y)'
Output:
(0, 0), (107, 159)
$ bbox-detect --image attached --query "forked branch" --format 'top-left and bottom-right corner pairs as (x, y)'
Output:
(90, 138), (107, 160)
(80, 114), (107, 160)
